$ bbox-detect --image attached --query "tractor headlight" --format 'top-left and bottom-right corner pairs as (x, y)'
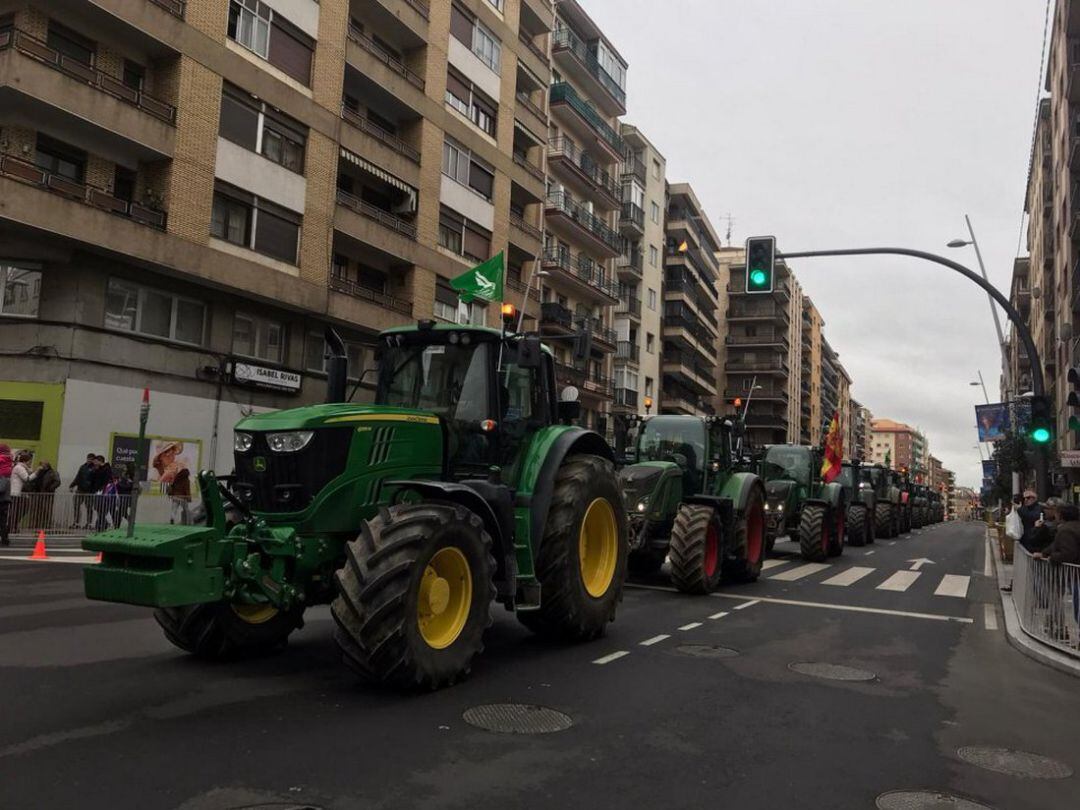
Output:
(777, 503), (784, 512)
(859, 482), (867, 489)
(266, 430), (315, 453)
(764, 503), (771, 511)
(636, 498), (649, 513)
(234, 432), (253, 453)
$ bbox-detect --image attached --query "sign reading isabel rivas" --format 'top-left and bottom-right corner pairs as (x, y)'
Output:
(450, 251), (504, 303)
(231, 362), (302, 393)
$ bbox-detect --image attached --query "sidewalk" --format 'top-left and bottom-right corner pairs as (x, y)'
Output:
(990, 529), (1080, 678)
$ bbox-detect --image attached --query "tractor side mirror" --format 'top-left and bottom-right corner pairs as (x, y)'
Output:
(557, 400), (581, 423)
(516, 335), (542, 368)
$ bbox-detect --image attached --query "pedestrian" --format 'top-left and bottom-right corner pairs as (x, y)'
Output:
(9, 451), (34, 532)
(69, 453), (97, 529)
(0, 443), (12, 547)
(169, 467), (192, 526)
(113, 464), (135, 529)
(91, 455), (113, 532)
(1017, 489), (1044, 553)
(23, 460), (60, 535)
(1032, 503), (1080, 642)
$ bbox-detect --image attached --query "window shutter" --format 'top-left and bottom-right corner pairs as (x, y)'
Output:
(219, 88), (259, 150)
(268, 17), (313, 85)
(254, 204), (300, 264)
(435, 282), (459, 306)
(450, 4), (473, 46)
(463, 225), (491, 262)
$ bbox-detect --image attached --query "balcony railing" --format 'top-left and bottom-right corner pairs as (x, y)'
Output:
(582, 372), (614, 397)
(620, 201), (645, 231)
(0, 154), (167, 229)
(727, 304), (779, 320)
(547, 137), (620, 203)
(541, 301), (574, 330)
(347, 25), (425, 90)
(541, 247), (619, 299)
(545, 191), (623, 253)
(616, 296), (642, 318)
(518, 29), (547, 63)
(727, 357), (790, 373)
(725, 332), (787, 346)
(147, 0), (185, 18)
(618, 250), (643, 276)
(555, 360), (586, 383)
(551, 27), (626, 109)
(616, 341), (640, 363)
(336, 188), (417, 239)
(329, 274), (412, 314)
(512, 151), (544, 183)
(516, 90), (547, 123)
(624, 156), (646, 184)
(0, 28), (176, 124)
(579, 318), (617, 347)
(615, 387), (638, 407)
(403, 0), (430, 19)
(663, 348), (717, 382)
(341, 104), (421, 164)
(549, 82), (627, 156)
(664, 276), (718, 327)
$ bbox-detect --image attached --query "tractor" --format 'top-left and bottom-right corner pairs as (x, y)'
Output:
(911, 484), (929, 529)
(838, 460), (875, 546)
(618, 414), (766, 593)
(929, 490), (944, 523)
(758, 444), (848, 562)
(893, 470), (913, 534)
(83, 322), (628, 690)
(861, 464), (902, 538)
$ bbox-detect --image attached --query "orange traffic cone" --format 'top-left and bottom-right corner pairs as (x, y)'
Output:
(96, 551), (103, 563)
(29, 530), (48, 560)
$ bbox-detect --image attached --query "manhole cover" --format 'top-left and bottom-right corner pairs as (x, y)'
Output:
(956, 746), (1073, 779)
(462, 704), (572, 734)
(675, 644), (740, 659)
(788, 662), (876, 682)
(876, 790), (994, 810)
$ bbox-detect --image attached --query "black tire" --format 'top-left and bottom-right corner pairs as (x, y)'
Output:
(724, 486), (767, 583)
(517, 455), (627, 640)
(798, 503), (829, 562)
(874, 502), (892, 538)
(669, 503), (723, 594)
(828, 505), (845, 557)
(628, 549), (666, 575)
(847, 505), (867, 547)
(866, 503), (876, 544)
(765, 530), (777, 557)
(154, 601), (304, 660)
(331, 502), (495, 690)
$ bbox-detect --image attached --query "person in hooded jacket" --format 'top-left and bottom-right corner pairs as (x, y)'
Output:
(0, 444), (12, 546)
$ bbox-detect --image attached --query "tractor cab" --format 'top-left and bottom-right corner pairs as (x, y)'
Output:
(632, 414), (736, 497)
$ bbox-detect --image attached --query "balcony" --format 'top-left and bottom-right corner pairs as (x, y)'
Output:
(727, 356), (790, 375)
(616, 341), (640, 363)
(549, 82), (626, 162)
(663, 349), (717, 395)
(726, 332), (788, 347)
(346, 25), (424, 91)
(147, 0), (185, 18)
(510, 210), (543, 242)
(518, 29), (548, 65)
(541, 301), (574, 332)
(551, 27), (626, 116)
(582, 372), (615, 398)
(512, 151), (545, 184)
(0, 153), (166, 229)
(663, 303), (717, 347)
(547, 137), (620, 209)
(617, 249), (643, 280)
(616, 295), (642, 319)
(665, 275), (718, 328)
(515, 90), (547, 132)
(555, 360), (586, 386)
(541, 247), (619, 302)
(623, 156), (646, 185)
(336, 188), (417, 239)
(619, 201), (645, 237)
(724, 387), (789, 403)
(614, 387), (638, 408)
(727, 303), (779, 321)
(579, 317), (617, 350)
(544, 191), (623, 257)
(341, 104), (421, 165)
(329, 274), (412, 315)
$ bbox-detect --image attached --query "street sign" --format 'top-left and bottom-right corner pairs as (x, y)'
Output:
(1060, 450), (1080, 468)
(231, 361), (302, 393)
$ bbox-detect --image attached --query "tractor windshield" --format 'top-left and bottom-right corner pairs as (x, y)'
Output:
(762, 446), (811, 486)
(838, 465), (856, 490)
(860, 466), (882, 487)
(637, 416), (706, 493)
(377, 342), (491, 424)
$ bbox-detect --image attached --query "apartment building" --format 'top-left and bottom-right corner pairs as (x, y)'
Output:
(719, 247), (804, 447)
(852, 401), (872, 462)
(614, 123), (664, 415)
(660, 183), (721, 417)
(870, 418), (928, 477)
(1004, 257), (1033, 396)
(542, 0), (627, 434)
(800, 298), (823, 445)
(0, 0), (554, 473)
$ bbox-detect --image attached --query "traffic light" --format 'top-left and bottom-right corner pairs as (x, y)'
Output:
(1030, 394), (1053, 445)
(1068, 368), (1080, 433)
(745, 236), (776, 294)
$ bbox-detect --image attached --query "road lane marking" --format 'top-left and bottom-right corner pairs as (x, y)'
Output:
(0, 556), (99, 565)
(593, 651), (630, 665)
(908, 558), (934, 571)
(769, 563), (830, 582)
(934, 574), (970, 598)
(733, 599), (761, 610)
(708, 592), (974, 624)
(984, 604), (999, 630)
(865, 550), (876, 556)
(708, 611), (729, 620)
(678, 621), (703, 630)
(877, 571), (921, 592)
(983, 542), (993, 577)
(887, 541), (896, 546)
(762, 559), (788, 570)
(639, 634), (670, 646)
(822, 566), (876, 587)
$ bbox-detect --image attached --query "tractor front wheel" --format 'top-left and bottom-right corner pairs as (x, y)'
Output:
(798, 503), (829, 562)
(847, 505), (867, 547)
(154, 601), (304, 660)
(725, 487), (767, 584)
(874, 502), (893, 538)
(331, 503), (495, 690)
(517, 455), (627, 640)
(669, 504), (723, 594)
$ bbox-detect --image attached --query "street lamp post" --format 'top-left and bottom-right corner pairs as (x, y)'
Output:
(969, 371), (990, 405)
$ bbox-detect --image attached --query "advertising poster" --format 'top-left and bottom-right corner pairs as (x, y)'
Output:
(109, 433), (202, 496)
(982, 460), (997, 479)
(975, 403), (1010, 443)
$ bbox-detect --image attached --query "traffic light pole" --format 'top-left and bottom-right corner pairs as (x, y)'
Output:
(777, 246), (1049, 499)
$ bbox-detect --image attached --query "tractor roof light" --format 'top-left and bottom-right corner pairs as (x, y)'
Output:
(501, 303), (517, 324)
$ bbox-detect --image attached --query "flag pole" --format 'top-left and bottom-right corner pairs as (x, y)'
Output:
(127, 388), (150, 537)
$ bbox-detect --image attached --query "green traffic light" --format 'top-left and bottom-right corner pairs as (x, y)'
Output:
(1031, 427), (1051, 444)
(749, 268), (767, 287)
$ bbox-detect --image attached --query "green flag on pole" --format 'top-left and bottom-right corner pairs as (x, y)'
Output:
(450, 251), (504, 303)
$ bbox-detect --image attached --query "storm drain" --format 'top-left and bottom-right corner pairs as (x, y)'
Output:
(462, 704), (572, 735)
(956, 746), (1073, 779)
(875, 790), (994, 810)
(788, 662), (876, 682)
(675, 644), (740, 659)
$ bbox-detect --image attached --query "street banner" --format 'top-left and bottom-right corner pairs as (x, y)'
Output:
(109, 432), (202, 495)
(982, 460), (997, 479)
(975, 403), (1010, 443)
(450, 251), (504, 303)
(820, 410), (843, 483)
(1012, 397), (1032, 434)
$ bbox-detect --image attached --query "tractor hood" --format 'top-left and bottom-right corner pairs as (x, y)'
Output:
(765, 479), (794, 500)
(236, 404), (440, 431)
(618, 462), (680, 511)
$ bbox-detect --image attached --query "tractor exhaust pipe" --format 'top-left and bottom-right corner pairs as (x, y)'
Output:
(325, 327), (348, 403)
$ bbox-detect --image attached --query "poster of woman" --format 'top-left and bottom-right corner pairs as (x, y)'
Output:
(150, 439), (198, 493)
(975, 403), (1010, 443)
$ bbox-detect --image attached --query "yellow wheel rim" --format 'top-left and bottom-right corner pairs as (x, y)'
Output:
(579, 497), (618, 598)
(417, 546), (473, 650)
(231, 603), (279, 625)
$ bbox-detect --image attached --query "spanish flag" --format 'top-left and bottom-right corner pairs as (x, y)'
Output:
(821, 410), (843, 483)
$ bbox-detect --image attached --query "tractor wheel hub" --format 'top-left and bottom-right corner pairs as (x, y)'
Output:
(422, 572), (451, 616)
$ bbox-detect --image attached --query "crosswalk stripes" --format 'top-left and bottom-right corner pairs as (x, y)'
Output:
(821, 566), (875, 587)
(876, 571), (921, 592)
(756, 559), (975, 600)
(769, 563), (830, 582)
(762, 559), (788, 571)
(934, 574), (970, 598)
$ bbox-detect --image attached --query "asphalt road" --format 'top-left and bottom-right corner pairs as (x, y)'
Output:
(1, 520), (1076, 810)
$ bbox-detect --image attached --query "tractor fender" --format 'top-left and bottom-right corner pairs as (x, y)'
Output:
(518, 426), (616, 556)
(821, 482), (847, 512)
(719, 472), (764, 516)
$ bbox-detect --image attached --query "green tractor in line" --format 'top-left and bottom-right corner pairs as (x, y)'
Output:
(860, 464), (902, 538)
(894, 470), (914, 534)
(911, 484), (930, 529)
(837, 460), (875, 547)
(83, 323), (628, 689)
(929, 490), (944, 523)
(617, 414), (767, 593)
(758, 444), (848, 562)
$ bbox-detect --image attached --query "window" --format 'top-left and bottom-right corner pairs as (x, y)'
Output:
(104, 278), (205, 345)
(473, 22), (501, 72)
(228, 0), (270, 57)
(649, 245), (658, 267)
(450, 4), (474, 46)
(450, 3), (501, 72)
(594, 40), (626, 91)
(34, 135), (85, 183)
(228, 0), (312, 84)
(486, 0), (504, 11)
(122, 60), (145, 91)
(646, 333), (655, 353)
(647, 288), (657, 310)
(627, 182), (644, 209)
(438, 205), (491, 262)
(47, 23), (94, 66)
(1, 263), (41, 317)
(445, 67), (498, 137)
(434, 283), (485, 325)
(262, 110), (306, 173)
(650, 201), (660, 224)
(645, 377), (654, 397)
(653, 159), (661, 180)
(220, 84), (307, 173)
(211, 182), (301, 264)
(211, 188), (251, 246)
(219, 86), (260, 150)
(233, 312), (285, 363)
(442, 137), (495, 201)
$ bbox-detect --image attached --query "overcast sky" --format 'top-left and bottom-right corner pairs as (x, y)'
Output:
(584, 0), (1048, 488)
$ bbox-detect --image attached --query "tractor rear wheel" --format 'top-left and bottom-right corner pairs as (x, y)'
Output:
(725, 487), (767, 583)
(847, 505), (867, 547)
(798, 503), (829, 562)
(828, 506), (845, 557)
(874, 502), (893, 538)
(331, 502), (495, 690)
(517, 455), (626, 640)
(154, 601), (304, 660)
(669, 504), (723, 594)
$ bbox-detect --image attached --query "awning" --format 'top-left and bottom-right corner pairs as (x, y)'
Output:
(339, 147), (417, 213)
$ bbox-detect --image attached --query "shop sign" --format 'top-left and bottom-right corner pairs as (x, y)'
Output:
(230, 361), (302, 393)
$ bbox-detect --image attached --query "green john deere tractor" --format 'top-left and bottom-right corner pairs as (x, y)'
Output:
(861, 464), (901, 538)
(838, 460), (875, 547)
(618, 414), (766, 593)
(83, 323), (628, 689)
(758, 444), (847, 561)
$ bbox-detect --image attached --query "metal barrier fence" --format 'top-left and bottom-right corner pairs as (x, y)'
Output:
(2, 491), (200, 540)
(1012, 545), (1080, 657)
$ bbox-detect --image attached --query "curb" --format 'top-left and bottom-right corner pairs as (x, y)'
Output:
(989, 531), (1080, 679)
